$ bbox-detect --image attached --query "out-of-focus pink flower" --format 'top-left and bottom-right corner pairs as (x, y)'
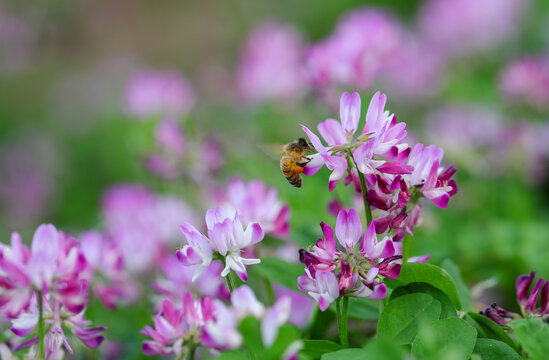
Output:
(418, 0), (525, 58)
(0, 225), (88, 318)
(425, 105), (504, 175)
(305, 9), (404, 89)
(223, 179), (290, 238)
(177, 206), (264, 282)
(145, 118), (188, 179)
(237, 22), (306, 103)
(500, 56), (549, 110)
(229, 285), (294, 349)
(298, 209), (399, 310)
(102, 185), (197, 273)
(79, 231), (139, 309)
(273, 285), (315, 328)
(10, 294), (106, 357)
(124, 69), (195, 119)
(152, 257), (229, 303)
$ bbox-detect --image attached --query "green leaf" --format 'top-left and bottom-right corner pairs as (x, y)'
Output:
(361, 338), (405, 359)
(385, 262), (462, 310)
(441, 259), (471, 310)
(254, 257), (304, 292)
(266, 323), (300, 359)
(300, 340), (343, 359)
(412, 318), (477, 360)
(320, 349), (368, 360)
(238, 316), (264, 357)
(377, 293), (441, 345)
(510, 318), (549, 360)
(391, 282), (457, 319)
(464, 312), (518, 351)
(472, 339), (521, 360)
(215, 349), (254, 360)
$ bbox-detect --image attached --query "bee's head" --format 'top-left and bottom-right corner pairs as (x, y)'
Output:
(298, 137), (314, 152)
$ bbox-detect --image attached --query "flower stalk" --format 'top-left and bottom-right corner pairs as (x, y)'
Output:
(357, 169), (373, 226)
(336, 296), (350, 347)
(38, 291), (45, 359)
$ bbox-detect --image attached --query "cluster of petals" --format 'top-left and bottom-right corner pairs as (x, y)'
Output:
(145, 118), (187, 179)
(10, 294), (106, 358)
(221, 178), (290, 238)
(0, 224), (87, 319)
(141, 292), (240, 356)
(124, 69), (195, 119)
(298, 208), (400, 311)
(482, 271), (549, 324)
(177, 206), (264, 282)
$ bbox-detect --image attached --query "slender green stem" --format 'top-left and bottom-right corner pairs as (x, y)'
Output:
(262, 276), (275, 305)
(225, 272), (235, 293)
(402, 232), (410, 263)
(337, 296), (349, 348)
(38, 291), (45, 359)
(189, 346), (196, 360)
(357, 170), (373, 226)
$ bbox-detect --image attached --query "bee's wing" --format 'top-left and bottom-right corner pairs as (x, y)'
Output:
(256, 143), (285, 159)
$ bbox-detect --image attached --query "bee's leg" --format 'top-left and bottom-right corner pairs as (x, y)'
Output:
(297, 156), (312, 167)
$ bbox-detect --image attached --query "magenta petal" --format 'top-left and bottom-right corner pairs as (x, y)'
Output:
(516, 272), (535, 305)
(368, 283), (387, 300)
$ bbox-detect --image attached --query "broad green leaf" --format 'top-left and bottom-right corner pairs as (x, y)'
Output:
(300, 340), (343, 359)
(385, 262), (462, 310)
(510, 318), (549, 360)
(361, 338), (405, 359)
(441, 259), (471, 310)
(391, 282), (457, 319)
(464, 312), (518, 351)
(412, 318), (477, 360)
(472, 339), (521, 360)
(320, 348), (368, 360)
(377, 293), (441, 345)
(266, 323), (300, 359)
(238, 316), (264, 357)
(254, 257), (304, 292)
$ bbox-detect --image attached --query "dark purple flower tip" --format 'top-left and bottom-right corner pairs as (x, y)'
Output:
(516, 272), (536, 305)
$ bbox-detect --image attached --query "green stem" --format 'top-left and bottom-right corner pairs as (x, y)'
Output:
(225, 272), (235, 293)
(189, 346), (196, 360)
(402, 232), (410, 263)
(38, 291), (45, 359)
(357, 170), (373, 226)
(336, 297), (350, 348)
(262, 276), (275, 305)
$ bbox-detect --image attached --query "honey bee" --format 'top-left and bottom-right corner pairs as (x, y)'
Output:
(280, 138), (314, 187)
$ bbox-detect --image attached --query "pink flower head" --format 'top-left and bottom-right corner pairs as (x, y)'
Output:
(0, 224), (88, 318)
(302, 91), (412, 192)
(145, 118), (187, 179)
(10, 294), (106, 357)
(224, 178), (290, 238)
(298, 209), (399, 310)
(407, 143), (457, 209)
(177, 206), (264, 282)
(237, 22), (306, 103)
(516, 272), (549, 317)
(124, 69), (195, 119)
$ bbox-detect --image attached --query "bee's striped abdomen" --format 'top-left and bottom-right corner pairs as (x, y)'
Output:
(281, 157), (302, 188)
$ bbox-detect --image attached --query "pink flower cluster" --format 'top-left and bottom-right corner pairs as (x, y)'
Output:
(298, 209), (399, 310)
(481, 271), (549, 324)
(302, 91), (457, 236)
(0, 224), (105, 357)
(141, 285), (299, 359)
(176, 206), (264, 282)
